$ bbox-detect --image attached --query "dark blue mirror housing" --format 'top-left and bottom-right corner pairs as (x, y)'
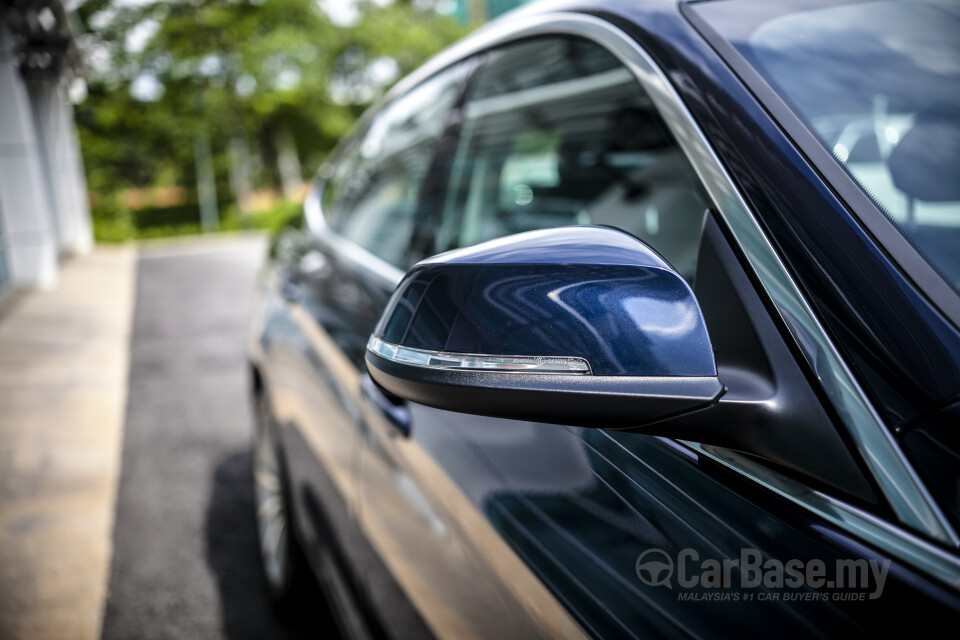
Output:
(366, 227), (723, 428)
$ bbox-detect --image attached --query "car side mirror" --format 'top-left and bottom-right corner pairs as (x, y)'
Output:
(365, 226), (724, 428)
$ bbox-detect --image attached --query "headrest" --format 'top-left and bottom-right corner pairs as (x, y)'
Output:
(888, 111), (960, 202)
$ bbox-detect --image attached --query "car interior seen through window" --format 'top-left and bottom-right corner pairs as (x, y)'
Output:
(741, 0), (960, 292)
(437, 36), (712, 285)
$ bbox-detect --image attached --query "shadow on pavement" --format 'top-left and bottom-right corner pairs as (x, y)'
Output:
(205, 450), (341, 639)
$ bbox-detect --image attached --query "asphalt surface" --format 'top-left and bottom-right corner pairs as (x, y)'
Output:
(101, 238), (339, 640)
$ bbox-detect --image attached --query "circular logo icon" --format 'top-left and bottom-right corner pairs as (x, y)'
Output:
(636, 549), (674, 588)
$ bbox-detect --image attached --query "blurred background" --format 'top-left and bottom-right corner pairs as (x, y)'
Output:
(0, 1), (529, 639)
(73, 0), (473, 244)
(4, 0), (480, 262)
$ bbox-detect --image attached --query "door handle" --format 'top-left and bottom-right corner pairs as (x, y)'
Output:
(280, 274), (301, 302)
(361, 373), (411, 437)
(281, 250), (327, 303)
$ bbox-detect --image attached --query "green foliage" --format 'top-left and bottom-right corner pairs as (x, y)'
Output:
(75, 0), (469, 237)
(131, 202), (204, 229)
(92, 197), (306, 243)
(90, 194), (135, 242)
(239, 199), (304, 234)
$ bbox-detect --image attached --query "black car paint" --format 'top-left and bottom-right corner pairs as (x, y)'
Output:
(249, 1), (960, 637)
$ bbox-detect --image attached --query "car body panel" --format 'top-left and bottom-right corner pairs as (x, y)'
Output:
(359, 395), (589, 639)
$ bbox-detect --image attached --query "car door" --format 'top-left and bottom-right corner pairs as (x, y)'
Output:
(357, 19), (960, 640)
(353, 31), (741, 638)
(264, 60), (476, 635)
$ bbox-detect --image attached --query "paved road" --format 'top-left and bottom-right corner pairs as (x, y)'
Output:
(101, 238), (338, 640)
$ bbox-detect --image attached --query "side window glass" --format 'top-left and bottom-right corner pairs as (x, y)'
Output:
(321, 127), (366, 225)
(438, 37), (711, 284)
(331, 64), (466, 268)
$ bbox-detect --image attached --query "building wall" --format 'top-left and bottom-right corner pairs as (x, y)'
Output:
(0, 21), (92, 296)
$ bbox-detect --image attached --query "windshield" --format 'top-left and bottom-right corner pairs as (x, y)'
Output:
(698, 0), (960, 295)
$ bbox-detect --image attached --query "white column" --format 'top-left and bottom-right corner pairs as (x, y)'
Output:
(67, 105), (94, 254)
(29, 78), (93, 255)
(28, 81), (62, 246)
(0, 24), (59, 289)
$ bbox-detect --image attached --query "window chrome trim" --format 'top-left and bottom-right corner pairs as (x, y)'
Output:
(684, 441), (960, 590)
(367, 336), (593, 374)
(308, 11), (959, 556)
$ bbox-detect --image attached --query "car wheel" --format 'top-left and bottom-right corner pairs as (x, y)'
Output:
(252, 392), (308, 608)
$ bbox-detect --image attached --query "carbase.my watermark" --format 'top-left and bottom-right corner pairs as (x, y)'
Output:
(636, 548), (890, 601)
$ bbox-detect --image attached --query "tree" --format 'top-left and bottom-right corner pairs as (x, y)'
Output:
(73, 0), (468, 204)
